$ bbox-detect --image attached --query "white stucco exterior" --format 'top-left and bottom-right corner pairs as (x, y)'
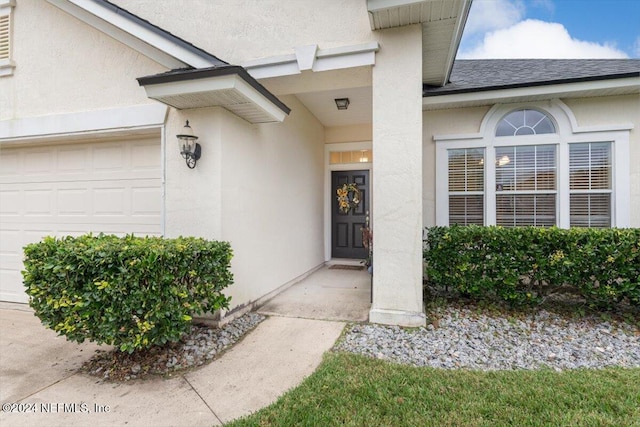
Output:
(220, 96), (325, 306)
(0, 0), (165, 120)
(223, 97), (325, 306)
(112, 0), (376, 65)
(370, 25), (425, 327)
(162, 98), (326, 312)
(1, 0), (637, 324)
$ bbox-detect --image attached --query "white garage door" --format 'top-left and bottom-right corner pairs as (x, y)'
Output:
(0, 137), (162, 303)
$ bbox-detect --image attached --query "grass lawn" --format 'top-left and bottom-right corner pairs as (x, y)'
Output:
(228, 352), (640, 427)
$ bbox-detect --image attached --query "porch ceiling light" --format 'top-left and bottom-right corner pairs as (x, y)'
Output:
(177, 120), (201, 169)
(335, 98), (350, 110)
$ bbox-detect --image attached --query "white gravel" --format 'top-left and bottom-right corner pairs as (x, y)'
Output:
(85, 312), (266, 381)
(171, 312), (266, 367)
(335, 306), (640, 371)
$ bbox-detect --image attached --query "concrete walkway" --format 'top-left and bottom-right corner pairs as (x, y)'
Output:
(0, 265), (368, 426)
(258, 264), (371, 322)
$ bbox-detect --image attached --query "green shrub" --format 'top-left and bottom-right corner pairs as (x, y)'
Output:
(23, 234), (233, 353)
(424, 226), (640, 309)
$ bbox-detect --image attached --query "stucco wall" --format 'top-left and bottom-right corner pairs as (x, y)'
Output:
(164, 97), (325, 310)
(164, 107), (224, 240)
(5, 1), (328, 312)
(113, 0), (375, 65)
(564, 95), (639, 128)
(325, 124), (372, 144)
(370, 24), (425, 326)
(0, 0), (165, 120)
(422, 106), (490, 226)
(219, 96), (325, 308)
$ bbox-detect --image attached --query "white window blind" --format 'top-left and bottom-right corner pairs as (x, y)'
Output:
(448, 148), (484, 225)
(570, 142), (612, 227)
(495, 145), (556, 227)
(0, 15), (9, 60)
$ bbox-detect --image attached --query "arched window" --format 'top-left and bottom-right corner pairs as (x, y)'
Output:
(435, 101), (631, 229)
(496, 109), (556, 136)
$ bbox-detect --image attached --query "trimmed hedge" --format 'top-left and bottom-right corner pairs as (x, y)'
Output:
(424, 226), (640, 309)
(23, 234), (233, 353)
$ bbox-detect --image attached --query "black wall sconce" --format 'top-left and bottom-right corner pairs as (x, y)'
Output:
(334, 98), (350, 110)
(177, 120), (201, 169)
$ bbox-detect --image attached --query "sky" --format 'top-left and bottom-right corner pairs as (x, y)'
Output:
(458, 0), (640, 59)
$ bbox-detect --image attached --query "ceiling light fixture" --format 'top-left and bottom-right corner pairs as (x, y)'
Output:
(334, 98), (350, 110)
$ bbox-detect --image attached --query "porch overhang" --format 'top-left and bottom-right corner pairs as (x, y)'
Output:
(137, 66), (291, 124)
(367, 0), (472, 86)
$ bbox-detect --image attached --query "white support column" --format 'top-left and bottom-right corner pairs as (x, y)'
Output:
(369, 25), (425, 327)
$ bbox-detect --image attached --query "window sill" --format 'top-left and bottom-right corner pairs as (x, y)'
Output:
(0, 59), (15, 77)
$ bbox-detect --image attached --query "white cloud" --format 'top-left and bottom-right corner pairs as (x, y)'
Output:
(463, 0), (525, 36)
(459, 19), (629, 59)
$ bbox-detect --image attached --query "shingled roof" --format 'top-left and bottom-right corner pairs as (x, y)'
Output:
(423, 59), (640, 96)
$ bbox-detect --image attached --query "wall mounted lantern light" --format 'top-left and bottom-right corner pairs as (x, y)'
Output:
(176, 120), (201, 169)
(334, 98), (350, 110)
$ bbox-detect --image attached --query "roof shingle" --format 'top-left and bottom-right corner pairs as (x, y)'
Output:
(423, 59), (640, 96)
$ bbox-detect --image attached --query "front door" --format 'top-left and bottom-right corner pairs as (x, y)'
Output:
(331, 170), (369, 259)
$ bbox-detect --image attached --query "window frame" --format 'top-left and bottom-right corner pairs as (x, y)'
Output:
(0, 0), (15, 78)
(447, 147), (485, 226)
(568, 142), (613, 228)
(434, 100), (631, 228)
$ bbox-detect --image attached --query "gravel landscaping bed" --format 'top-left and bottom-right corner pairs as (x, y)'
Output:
(82, 312), (265, 381)
(335, 306), (639, 370)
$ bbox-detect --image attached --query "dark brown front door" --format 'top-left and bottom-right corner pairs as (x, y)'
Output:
(331, 170), (369, 259)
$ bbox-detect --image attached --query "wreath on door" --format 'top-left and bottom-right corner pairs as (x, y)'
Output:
(336, 183), (361, 213)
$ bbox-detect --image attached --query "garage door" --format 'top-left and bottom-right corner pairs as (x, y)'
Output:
(0, 137), (162, 303)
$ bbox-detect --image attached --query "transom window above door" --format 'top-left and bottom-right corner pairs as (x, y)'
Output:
(329, 149), (373, 164)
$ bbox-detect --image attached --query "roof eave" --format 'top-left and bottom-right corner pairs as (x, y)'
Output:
(422, 75), (640, 110)
(423, 72), (640, 97)
(421, 0), (473, 86)
(138, 66), (291, 124)
(366, 0), (474, 87)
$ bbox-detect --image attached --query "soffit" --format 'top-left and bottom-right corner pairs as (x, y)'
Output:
(137, 66), (290, 124)
(367, 0), (472, 86)
(295, 86), (372, 127)
(368, 0), (462, 30)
